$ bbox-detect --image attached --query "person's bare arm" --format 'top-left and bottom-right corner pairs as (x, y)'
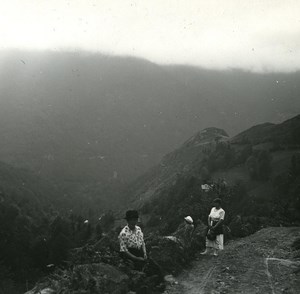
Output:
(123, 250), (144, 261)
(212, 219), (223, 229)
(119, 234), (144, 261)
(142, 242), (147, 259)
(208, 215), (212, 228)
(212, 210), (225, 229)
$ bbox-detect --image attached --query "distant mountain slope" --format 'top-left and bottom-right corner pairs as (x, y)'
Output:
(1, 51), (300, 193)
(127, 115), (300, 218)
(126, 127), (230, 204)
(0, 161), (62, 216)
(0, 161), (107, 292)
(0, 160), (110, 216)
(232, 114), (300, 145)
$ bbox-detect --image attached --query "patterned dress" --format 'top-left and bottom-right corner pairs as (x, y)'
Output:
(118, 225), (145, 252)
(206, 207), (225, 250)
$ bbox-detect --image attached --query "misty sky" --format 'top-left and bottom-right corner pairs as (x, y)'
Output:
(1, 0), (300, 72)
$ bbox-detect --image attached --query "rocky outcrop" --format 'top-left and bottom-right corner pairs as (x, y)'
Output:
(25, 288), (55, 294)
(146, 221), (207, 276)
(25, 263), (130, 294)
(149, 237), (188, 276)
(72, 263), (130, 293)
(26, 220), (206, 293)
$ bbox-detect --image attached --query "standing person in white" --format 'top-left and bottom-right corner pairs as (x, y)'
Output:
(201, 198), (225, 256)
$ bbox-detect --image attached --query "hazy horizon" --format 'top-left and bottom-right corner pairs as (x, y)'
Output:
(2, 48), (300, 75)
(1, 0), (300, 73)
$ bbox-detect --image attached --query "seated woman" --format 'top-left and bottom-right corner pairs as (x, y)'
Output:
(119, 210), (164, 292)
(172, 216), (194, 248)
(118, 210), (147, 269)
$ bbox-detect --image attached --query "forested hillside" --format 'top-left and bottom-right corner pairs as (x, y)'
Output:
(129, 115), (300, 235)
(1, 114), (299, 293)
(1, 51), (300, 202)
(0, 162), (115, 293)
(22, 115), (300, 294)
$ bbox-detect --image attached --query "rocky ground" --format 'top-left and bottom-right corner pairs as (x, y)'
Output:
(165, 227), (300, 294)
(24, 224), (201, 294)
(25, 227), (300, 294)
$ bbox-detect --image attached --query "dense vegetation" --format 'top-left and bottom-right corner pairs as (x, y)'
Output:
(0, 163), (115, 293)
(1, 115), (300, 293)
(140, 140), (300, 238)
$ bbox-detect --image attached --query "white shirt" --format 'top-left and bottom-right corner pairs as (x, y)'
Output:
(209, 207), (225, 222)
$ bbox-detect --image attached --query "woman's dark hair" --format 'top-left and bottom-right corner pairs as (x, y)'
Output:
(125, 210), (139, 220)
(213, 198), (222, 205)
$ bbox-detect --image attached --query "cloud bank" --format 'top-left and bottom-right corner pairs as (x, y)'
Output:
(1, 0), (300, 72)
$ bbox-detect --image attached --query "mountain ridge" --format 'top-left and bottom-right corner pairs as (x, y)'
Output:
(126, 114), (300, 208)
(1, 51), (300, 192)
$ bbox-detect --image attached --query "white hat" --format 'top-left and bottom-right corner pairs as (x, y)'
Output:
(184, 216), (193, 224)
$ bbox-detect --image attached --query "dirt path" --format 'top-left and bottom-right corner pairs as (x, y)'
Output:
(164, 227), (300, 294)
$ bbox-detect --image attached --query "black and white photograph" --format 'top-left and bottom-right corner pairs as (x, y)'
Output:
(0, 1), (300, 293)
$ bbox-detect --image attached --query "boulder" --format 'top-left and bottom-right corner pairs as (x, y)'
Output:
(25, 288), (55, 294)
(190, 221), (207, 252)
(29, 263), (130, 294)
(149, 237), (188, 275)
(72, 263), (130, 293)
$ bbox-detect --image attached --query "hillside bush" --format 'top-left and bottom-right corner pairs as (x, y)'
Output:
(246, 150), (272, 181)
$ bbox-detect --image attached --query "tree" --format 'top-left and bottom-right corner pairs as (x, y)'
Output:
(236, 144), (253, 164)
(246, 155), (258, 180)
(95, 224), (103, 239)
(290, 154), (300, 178)
(200, 166), (211, 183)
(257, 150), (272, 180)
(246, 150), (272, 181)
(99, 211), (115, 232)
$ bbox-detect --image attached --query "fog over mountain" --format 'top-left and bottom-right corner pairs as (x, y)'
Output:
(1, 1), (300, 72)
(1, 2), (300, 292)
(0, 51), (300, 190)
